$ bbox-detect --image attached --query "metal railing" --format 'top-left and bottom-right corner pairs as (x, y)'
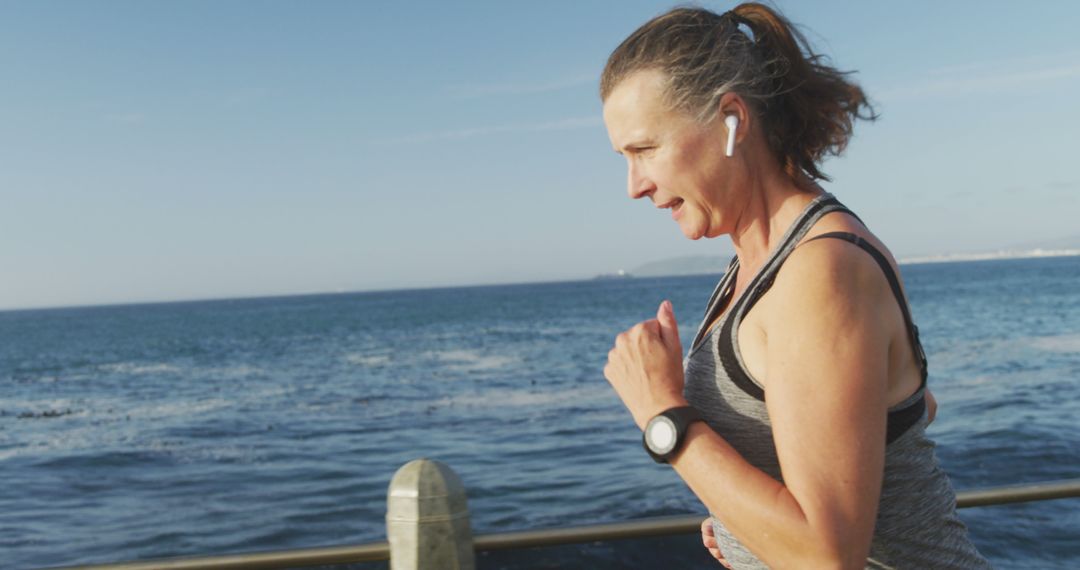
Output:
(45, 476), (1080, 570)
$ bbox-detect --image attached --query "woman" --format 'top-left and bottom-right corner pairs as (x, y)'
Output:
(600, 4), (991, 569)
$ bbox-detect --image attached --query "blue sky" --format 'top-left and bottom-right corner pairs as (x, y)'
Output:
(2, 1), (1078, 310)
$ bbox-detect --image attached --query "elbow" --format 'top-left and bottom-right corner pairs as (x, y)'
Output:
(813, 532), (872, 570)
(768, 532), (871, 570)
(749, 491), (876, 569)
(815, 550), (870, 570)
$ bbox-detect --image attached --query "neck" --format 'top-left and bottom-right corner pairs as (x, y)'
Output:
(728, 158), (821, 271)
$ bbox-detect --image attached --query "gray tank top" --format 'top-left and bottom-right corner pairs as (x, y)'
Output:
(684, 193), (991, 569)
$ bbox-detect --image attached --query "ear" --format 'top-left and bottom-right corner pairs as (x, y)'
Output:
(716, 92), (751, 144)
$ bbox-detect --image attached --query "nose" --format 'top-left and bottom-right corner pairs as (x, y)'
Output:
(627, 159), (655, 201)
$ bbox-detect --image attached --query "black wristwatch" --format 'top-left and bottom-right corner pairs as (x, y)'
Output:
(642, 406), (704, 463)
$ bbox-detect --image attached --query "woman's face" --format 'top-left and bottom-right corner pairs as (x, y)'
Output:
(603, 70), (735, 240)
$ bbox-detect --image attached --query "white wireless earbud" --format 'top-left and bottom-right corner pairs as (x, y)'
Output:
(724, 115), (739, 157)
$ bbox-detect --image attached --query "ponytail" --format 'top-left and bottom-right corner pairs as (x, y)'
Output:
(730, 3), (876, 180)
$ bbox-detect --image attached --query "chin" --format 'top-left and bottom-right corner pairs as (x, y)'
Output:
(680, 226), (707, 241)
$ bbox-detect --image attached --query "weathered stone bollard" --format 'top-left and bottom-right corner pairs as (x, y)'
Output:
(386, 458), (475, 570)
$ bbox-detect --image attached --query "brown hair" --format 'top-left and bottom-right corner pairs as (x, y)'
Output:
(600, 3), (876, 181)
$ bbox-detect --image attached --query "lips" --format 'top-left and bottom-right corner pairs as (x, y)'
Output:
(656, 198), (684, 221)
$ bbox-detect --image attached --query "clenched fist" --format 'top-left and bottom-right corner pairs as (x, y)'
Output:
(603, 300), (689, 429)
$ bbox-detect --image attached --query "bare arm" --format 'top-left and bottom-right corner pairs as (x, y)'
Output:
(606, 240), (894, 568)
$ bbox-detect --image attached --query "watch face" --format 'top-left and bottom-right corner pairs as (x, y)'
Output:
(646, 416), (677, 454)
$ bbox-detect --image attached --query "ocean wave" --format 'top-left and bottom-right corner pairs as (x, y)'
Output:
(0, 394), (268, 463)
(1028, 333), (1080, 353)
(200, 364), (265, 379)
(127, 398), (234, 420)
(99, 362), (183, 375)
(169, 443), (265, 464)
(939, 374), (997, 388)
(344, 353), (392, 367)
(2, 397), (85, 413)
(439, 385), (609, 408)
(421, 349), (519, 371)
(935, 333), (1080, 370)
(2, 435), (265, 465)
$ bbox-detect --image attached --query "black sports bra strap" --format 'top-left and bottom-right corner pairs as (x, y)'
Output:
(803, 231), (928, 385)
(692, 256), (740, 350)
(704, 256), (739, 311)
(739, 200), (861, 308)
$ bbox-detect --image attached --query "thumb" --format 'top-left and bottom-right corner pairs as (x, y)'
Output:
(656, 300), (681, 350)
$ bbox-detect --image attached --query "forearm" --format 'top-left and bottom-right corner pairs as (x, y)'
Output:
(670, 422), (866, 569)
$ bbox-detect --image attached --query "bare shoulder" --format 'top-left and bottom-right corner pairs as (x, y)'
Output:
(802, 211), (903, 277)
(766, 232), (890, 317)
(768, 210), (902, 312)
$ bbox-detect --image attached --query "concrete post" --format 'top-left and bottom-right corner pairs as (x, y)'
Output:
(386, 458), (475, 570)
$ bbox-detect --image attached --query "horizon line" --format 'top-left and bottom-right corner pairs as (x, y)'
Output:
(4, 249), (1077, 314)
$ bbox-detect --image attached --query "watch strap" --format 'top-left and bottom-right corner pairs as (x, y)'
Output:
(643, 406), (705, 463)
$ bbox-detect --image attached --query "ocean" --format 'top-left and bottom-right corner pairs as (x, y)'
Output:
(2, 256), (1078, 569)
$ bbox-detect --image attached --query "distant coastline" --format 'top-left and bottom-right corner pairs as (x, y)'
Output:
(625, 246), (1080, 279)
(898, 248), (1080, 265)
